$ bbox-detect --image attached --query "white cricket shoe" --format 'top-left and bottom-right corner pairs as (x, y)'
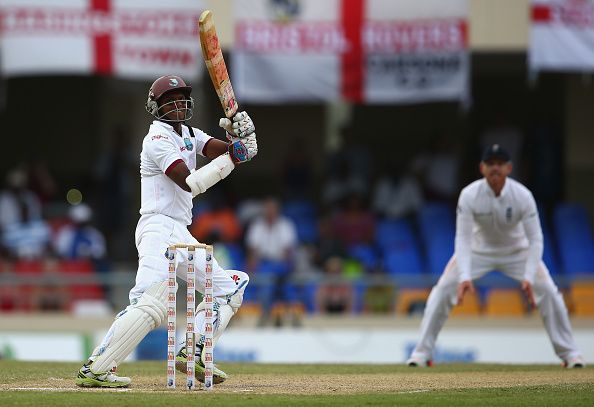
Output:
(564, 356), (586, 368)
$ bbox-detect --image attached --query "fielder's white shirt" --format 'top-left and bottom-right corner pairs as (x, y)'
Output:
(455, 177), (543, 283)
(139, 121), (212, 225)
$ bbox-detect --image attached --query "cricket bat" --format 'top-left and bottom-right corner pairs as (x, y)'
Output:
(199, 10), (238, 119)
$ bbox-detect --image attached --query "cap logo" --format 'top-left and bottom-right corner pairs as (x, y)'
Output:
(169, 78), (178, 87)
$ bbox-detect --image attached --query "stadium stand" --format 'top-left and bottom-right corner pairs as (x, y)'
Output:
(484, 289), (526, 316)
(283, 199), (319, 244)
(417, 202), (455, 275)
(570, 282), (594, 316)
(376, 219), (424, 276)
(394, 288), (430, 316)
(554, 203), (594, 275)
(451, 291), (482, 317)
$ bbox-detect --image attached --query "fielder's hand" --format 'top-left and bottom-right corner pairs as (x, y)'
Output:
(228, 133), (258, 164)
(521, 280), (536, 309)
(456, 280), (475, 305)
(219, 111), (255, 138)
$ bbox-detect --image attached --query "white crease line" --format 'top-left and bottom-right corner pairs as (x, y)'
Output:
(397, 389), (431, 394)
(6, 387), (130, 392)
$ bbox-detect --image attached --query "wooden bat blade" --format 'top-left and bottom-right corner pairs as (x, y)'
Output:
(199, 10), (238, 118)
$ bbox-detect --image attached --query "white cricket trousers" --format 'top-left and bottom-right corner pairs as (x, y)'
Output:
(410, 250), (582, 362)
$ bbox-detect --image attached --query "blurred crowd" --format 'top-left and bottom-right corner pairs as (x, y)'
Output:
(0, 119), (590, 325)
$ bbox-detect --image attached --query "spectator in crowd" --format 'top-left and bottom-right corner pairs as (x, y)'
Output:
(94, 125), (137, 261)
(315, 256), (354, 314)
(412, 133), (460, 203)
(322, 124), (371, 208)
(329, 123), (373, 183)
(0, 168), (42, 231)
(0, 175), (52, 259)
(363, 282), (395, 314)
(190, 189), (242, 244)
(246, 197), (298, 326)
(54, 204), (107, 262)
(406, 144), (585, 368)
(313, 216), (347, 268)
(25, 160), (58, 205)
(322, 159), (367, 209)
(331, 192), (376, 248)
(372, 161), (424, 219)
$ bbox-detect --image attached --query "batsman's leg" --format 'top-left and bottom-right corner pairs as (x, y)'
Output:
(177, 270), (249, 383)
(76, 280), (169, 387)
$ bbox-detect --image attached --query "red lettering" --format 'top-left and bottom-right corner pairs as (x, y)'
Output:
(119, 46), (195, 67)
(0, 7), (199, 37)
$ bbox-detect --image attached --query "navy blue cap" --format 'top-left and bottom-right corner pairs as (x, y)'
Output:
(482, 144), (510, 162)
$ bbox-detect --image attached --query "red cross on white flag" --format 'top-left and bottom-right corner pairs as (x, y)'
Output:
(0, 0), (205, 80)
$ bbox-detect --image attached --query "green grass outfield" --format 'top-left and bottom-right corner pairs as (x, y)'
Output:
(0, 361), (592, 406)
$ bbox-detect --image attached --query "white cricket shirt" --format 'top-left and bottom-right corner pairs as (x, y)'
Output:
(455, 177), (543, 283)
(246, 216), (297, 261)
(139, 121), (212, 225)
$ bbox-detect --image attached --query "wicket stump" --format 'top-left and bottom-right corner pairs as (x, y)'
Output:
(167, 243), (214, 391)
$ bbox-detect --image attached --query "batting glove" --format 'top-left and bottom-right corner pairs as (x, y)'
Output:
(228, 133), (258, 164)
(219, 111), (255, 138)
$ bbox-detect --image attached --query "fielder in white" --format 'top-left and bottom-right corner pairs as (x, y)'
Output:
(407, 144), (585, 369)
(76, 75), (257, 387)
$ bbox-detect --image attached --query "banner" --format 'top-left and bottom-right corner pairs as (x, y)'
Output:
(0, 0), (205, 80)
(232, 0), (469, 104)
(530, 0), (594, 72)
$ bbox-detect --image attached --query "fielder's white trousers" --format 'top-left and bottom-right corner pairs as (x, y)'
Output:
(130, 214), (238, 303)
(410, 250), (582, 362)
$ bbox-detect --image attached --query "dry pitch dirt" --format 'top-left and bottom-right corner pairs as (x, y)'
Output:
(3, 370), (593, 395)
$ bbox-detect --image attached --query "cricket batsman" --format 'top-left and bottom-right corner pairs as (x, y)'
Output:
(76, 75), (257, 387)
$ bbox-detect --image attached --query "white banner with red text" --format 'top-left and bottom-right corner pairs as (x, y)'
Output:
(0, 0), (205, 80)
(530, 0), (594, 73)
(232, 0), (469, 104)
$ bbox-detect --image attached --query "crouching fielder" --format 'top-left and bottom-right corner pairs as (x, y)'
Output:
(407, 144), (585, 369)
(76, 75), (257, 388)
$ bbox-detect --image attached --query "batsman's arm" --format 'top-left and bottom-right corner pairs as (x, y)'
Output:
(167, 155), (234, 197)
(203, 138), (229, 159)
(184, 136), (257, 197)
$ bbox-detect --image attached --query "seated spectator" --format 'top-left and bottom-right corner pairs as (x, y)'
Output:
(190, 192), (242, 244)
(313, 216), (347, 269)
(0, 168), (42, 230)
(54, 204), (106, 262)
(331, 193), (376, 248)
(412, 134), (460, 203)
(36, 259), (71, 311)
(322, 160), (367, 210)
(1, 202), (51, 260)
(363, 283), (395, 314)
(246, 197), (298, 326)
(25, 160), (58, 205)
(372, 162), (424, 219)
(315, 256), (354, 314)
